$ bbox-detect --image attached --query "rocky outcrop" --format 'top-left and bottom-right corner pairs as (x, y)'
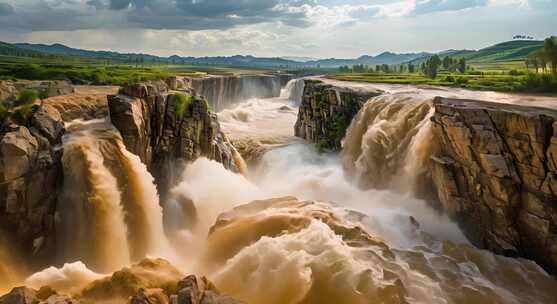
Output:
(430, 97), (557, 273)
(294, 79), (381, 150)
(108, 81), (240, 197)
(0, 104), (64, 263)
(182, 74), (289, 111)
(0, 81), (17, 103)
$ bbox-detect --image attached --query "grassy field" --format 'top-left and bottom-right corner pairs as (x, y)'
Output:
(0, 55), (276, 86)
(329, 67), (557, 93)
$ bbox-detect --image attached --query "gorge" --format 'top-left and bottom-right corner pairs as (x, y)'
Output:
(1, 75), (557, 304)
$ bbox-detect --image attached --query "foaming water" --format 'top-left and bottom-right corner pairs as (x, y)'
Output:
(280, 78), (305, 105)
(217, 98), (298, 143)
(217, 81), (302, 164)
(342, 94), (436, 194)
(206, 197), (557, 304)
(25, 261), (104, 294)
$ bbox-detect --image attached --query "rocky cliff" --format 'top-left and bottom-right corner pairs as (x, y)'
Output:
(0, 104), (65, 263)
(181, 74), (289, 111)
(294, 79), (381, 150)
(108, 81), (240, 197)
(430, 97), (557, 273)
(295, 81), (557, 273)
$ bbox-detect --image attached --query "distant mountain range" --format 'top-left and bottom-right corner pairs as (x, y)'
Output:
(407, 40), (544, 65)
(2, 40), (545, 69)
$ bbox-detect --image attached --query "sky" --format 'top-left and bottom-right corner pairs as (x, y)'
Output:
(0, 0), (555, 58)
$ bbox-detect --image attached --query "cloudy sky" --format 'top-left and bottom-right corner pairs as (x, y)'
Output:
(0, 0), (555, 58)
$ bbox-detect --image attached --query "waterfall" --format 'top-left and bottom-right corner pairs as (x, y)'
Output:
(280, 79), (305, 105)
(58, 119), (170, 273)
(186, 75), (283, 111)
(342, 94), (436, 194)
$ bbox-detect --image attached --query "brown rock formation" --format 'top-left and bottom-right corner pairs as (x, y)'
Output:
(108, 81), (240, 197)
(0, 104), (64, 263)
(430, 97), (557, 272)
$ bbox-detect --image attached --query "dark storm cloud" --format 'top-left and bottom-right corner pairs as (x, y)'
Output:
(413, 0), (489, 15)
(0, 0), (314, 31)
(0, 2), (14, 16)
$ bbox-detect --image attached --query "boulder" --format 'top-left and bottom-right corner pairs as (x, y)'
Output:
(0, 287), (38, 304)
(130, 288), (169, 304)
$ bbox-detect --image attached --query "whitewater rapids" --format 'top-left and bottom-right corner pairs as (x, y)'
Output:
(3, 78), (557, 303)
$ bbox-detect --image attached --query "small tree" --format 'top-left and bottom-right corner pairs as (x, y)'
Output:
(442, 56), (452, 69)
(457, 58), (466, 73)
(424, 55), (441, 79)
(544, 36), (557, 75)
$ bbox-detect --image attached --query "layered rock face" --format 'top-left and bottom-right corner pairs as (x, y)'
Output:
(294, 79), (381, 150)
(182, 74), (288, 111)
(108, 81), (240, 197)
(0, 104), (65, 262)
(430, 97), (557, 272)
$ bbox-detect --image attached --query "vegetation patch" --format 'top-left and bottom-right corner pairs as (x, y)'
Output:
(16, 88), (38, 106)
(174, 93), (193, 119)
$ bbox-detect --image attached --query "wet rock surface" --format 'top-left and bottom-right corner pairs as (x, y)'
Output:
(108, 81), (240, 197)
(430, 97), (557, 273)
(295, 79), (381, 150)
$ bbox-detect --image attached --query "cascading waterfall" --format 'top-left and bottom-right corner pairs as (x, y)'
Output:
(59, 119), (131, 272)
(280, 78), (305, 105)
(188, 75), (283, 111)
(58, 119), (170, 272)
(113, 144), (171, 259)
(342, 94), (436, 194)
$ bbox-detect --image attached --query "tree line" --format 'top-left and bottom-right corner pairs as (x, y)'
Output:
(337, 55), (467, 79)
(526, 36), (557, 74)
